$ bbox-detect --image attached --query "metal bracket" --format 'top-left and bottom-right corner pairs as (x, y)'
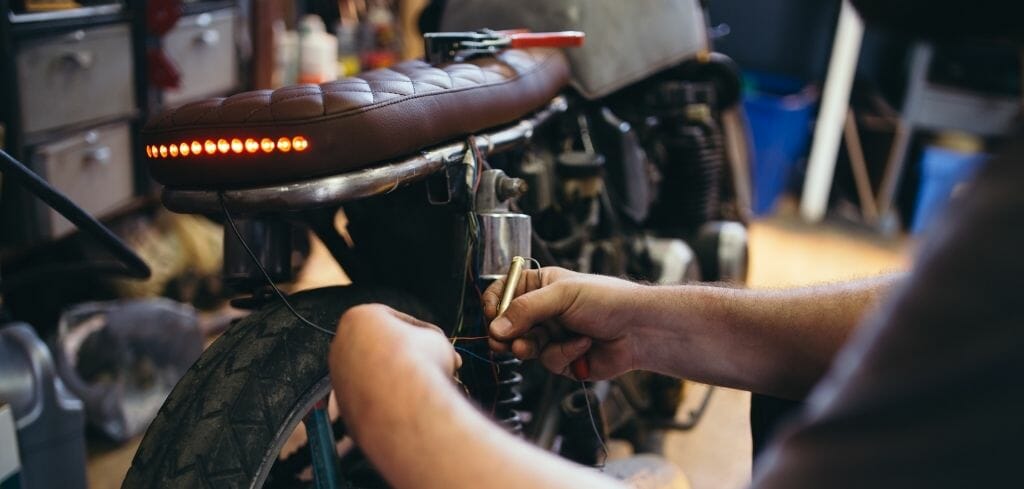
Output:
(426, 136), (482, 211)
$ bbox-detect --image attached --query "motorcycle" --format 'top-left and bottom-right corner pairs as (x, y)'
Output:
(124, 2), (748, 487)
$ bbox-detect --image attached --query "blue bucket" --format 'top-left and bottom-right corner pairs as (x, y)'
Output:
(911, 146), (986, 234)
(743, 72), (817, 216)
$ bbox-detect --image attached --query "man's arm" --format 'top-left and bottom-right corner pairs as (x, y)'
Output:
(485, 269), (899, 399)
(633, 275), (899, 399)
(750, 128), (1024, 489)
(330, 304), (624, 489)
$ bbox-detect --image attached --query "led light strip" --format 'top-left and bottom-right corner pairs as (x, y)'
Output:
(146, 136), (309, 159)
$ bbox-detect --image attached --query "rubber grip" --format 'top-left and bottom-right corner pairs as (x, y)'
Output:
(508, 31), (585, 49)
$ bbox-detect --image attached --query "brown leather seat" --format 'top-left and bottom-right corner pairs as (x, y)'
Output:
(143, 48), (569, 189)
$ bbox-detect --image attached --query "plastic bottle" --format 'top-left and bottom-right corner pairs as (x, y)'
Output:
(298, 15), (338, 84)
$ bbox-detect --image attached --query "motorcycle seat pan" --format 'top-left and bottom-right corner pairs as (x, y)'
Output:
(143, 48), (569, 189)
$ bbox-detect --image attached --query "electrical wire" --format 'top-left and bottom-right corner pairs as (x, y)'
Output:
(453, 346), (500, 365)
(580, 380), (609, 468)
(515, 256), (605, 464)
(450, 336), (490, 342)
(219, 194), (498, 347)
(219, 188), (607, 463)
(218, 192), (337, 336)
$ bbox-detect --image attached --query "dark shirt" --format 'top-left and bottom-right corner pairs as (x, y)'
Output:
(752, 129), (1024, 488)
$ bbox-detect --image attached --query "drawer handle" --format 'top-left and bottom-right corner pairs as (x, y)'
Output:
(83, 147), (112, 166)
(194, 29), (221, 47)
(60, 51), (94, 70)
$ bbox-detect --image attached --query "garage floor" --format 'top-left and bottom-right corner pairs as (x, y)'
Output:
(85, 209), (911, 489)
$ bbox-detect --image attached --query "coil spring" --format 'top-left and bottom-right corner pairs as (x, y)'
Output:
(494, 353), (525, 434)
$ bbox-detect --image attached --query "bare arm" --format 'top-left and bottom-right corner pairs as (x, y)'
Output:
(633, 275), (899, 399)
(485, 268), (900, 400)
(330, 304), (624, 489)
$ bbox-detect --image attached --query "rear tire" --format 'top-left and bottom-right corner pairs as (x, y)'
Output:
(122, 285), (433, 488)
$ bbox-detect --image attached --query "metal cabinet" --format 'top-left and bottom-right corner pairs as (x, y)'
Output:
(16, 24), (136, 135)
(32, 123), (134, 238)
(162, 10), (239, 107)
(0, 2), (241, 248)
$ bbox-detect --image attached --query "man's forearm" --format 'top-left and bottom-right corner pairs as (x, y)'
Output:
(337, 354), (623, 489)
(632, 274), (901, 399)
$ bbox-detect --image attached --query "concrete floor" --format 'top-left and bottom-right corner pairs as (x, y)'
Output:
(85, 211), (911, 488)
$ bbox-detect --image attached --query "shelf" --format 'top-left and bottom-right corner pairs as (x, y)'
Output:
(21, 113), (140, 148)
(181, 0), (236, 16)
(8, 4), (127, 38)
(8, 3), (121, 23)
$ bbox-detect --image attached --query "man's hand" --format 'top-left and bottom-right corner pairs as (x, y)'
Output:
(482, 267), (644, 380)
(330, 304), (460, 431)
(329, 302), (625, 489)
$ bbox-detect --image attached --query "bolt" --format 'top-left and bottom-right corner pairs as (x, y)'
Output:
(497, 177), (529, 201)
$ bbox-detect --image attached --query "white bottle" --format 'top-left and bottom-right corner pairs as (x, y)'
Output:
(298, 15), (338, 84)
(272, 20), (299, 87)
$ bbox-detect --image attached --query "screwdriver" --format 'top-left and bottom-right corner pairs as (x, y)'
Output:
(496, 256), (590, 380)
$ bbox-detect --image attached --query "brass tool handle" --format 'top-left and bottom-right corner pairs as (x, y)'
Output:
(497, 256), (526, 317)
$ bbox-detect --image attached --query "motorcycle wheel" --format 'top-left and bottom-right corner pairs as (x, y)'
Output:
(122, 285), (434, 488)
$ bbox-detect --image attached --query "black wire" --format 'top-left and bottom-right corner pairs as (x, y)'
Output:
(217, 192), (336, 336)
(0, 149), (150, 291)
(580, 380), (609, 469)
(219, 184), (610, 467)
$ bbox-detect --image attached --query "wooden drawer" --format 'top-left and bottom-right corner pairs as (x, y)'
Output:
(32, 123), (134, 238)
(163, 10), (239, 106)
(16, 24), (136, 135)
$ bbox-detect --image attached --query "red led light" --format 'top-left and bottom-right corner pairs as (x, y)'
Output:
(151, 135), (311, 159)
(261, 138), (275, 153)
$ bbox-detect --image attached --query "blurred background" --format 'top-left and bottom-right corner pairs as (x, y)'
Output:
(0, 0), (1018, 488)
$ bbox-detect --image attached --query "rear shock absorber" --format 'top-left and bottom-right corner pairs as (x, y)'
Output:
(494, 353), (525, 433)
(476, 169), (531, 434)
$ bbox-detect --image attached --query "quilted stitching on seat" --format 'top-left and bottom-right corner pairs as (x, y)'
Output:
(149, 50), (538, 129)
(144, 48), (569, 188)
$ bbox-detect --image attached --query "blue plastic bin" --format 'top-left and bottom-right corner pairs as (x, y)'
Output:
(743, 73), (817, 216)
(911, 146), (987, 234)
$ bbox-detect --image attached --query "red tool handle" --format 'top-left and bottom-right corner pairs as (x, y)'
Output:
(571, 357), (590, 380)
(508, 31), (585, 49)
(495, 28), (531, 36)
